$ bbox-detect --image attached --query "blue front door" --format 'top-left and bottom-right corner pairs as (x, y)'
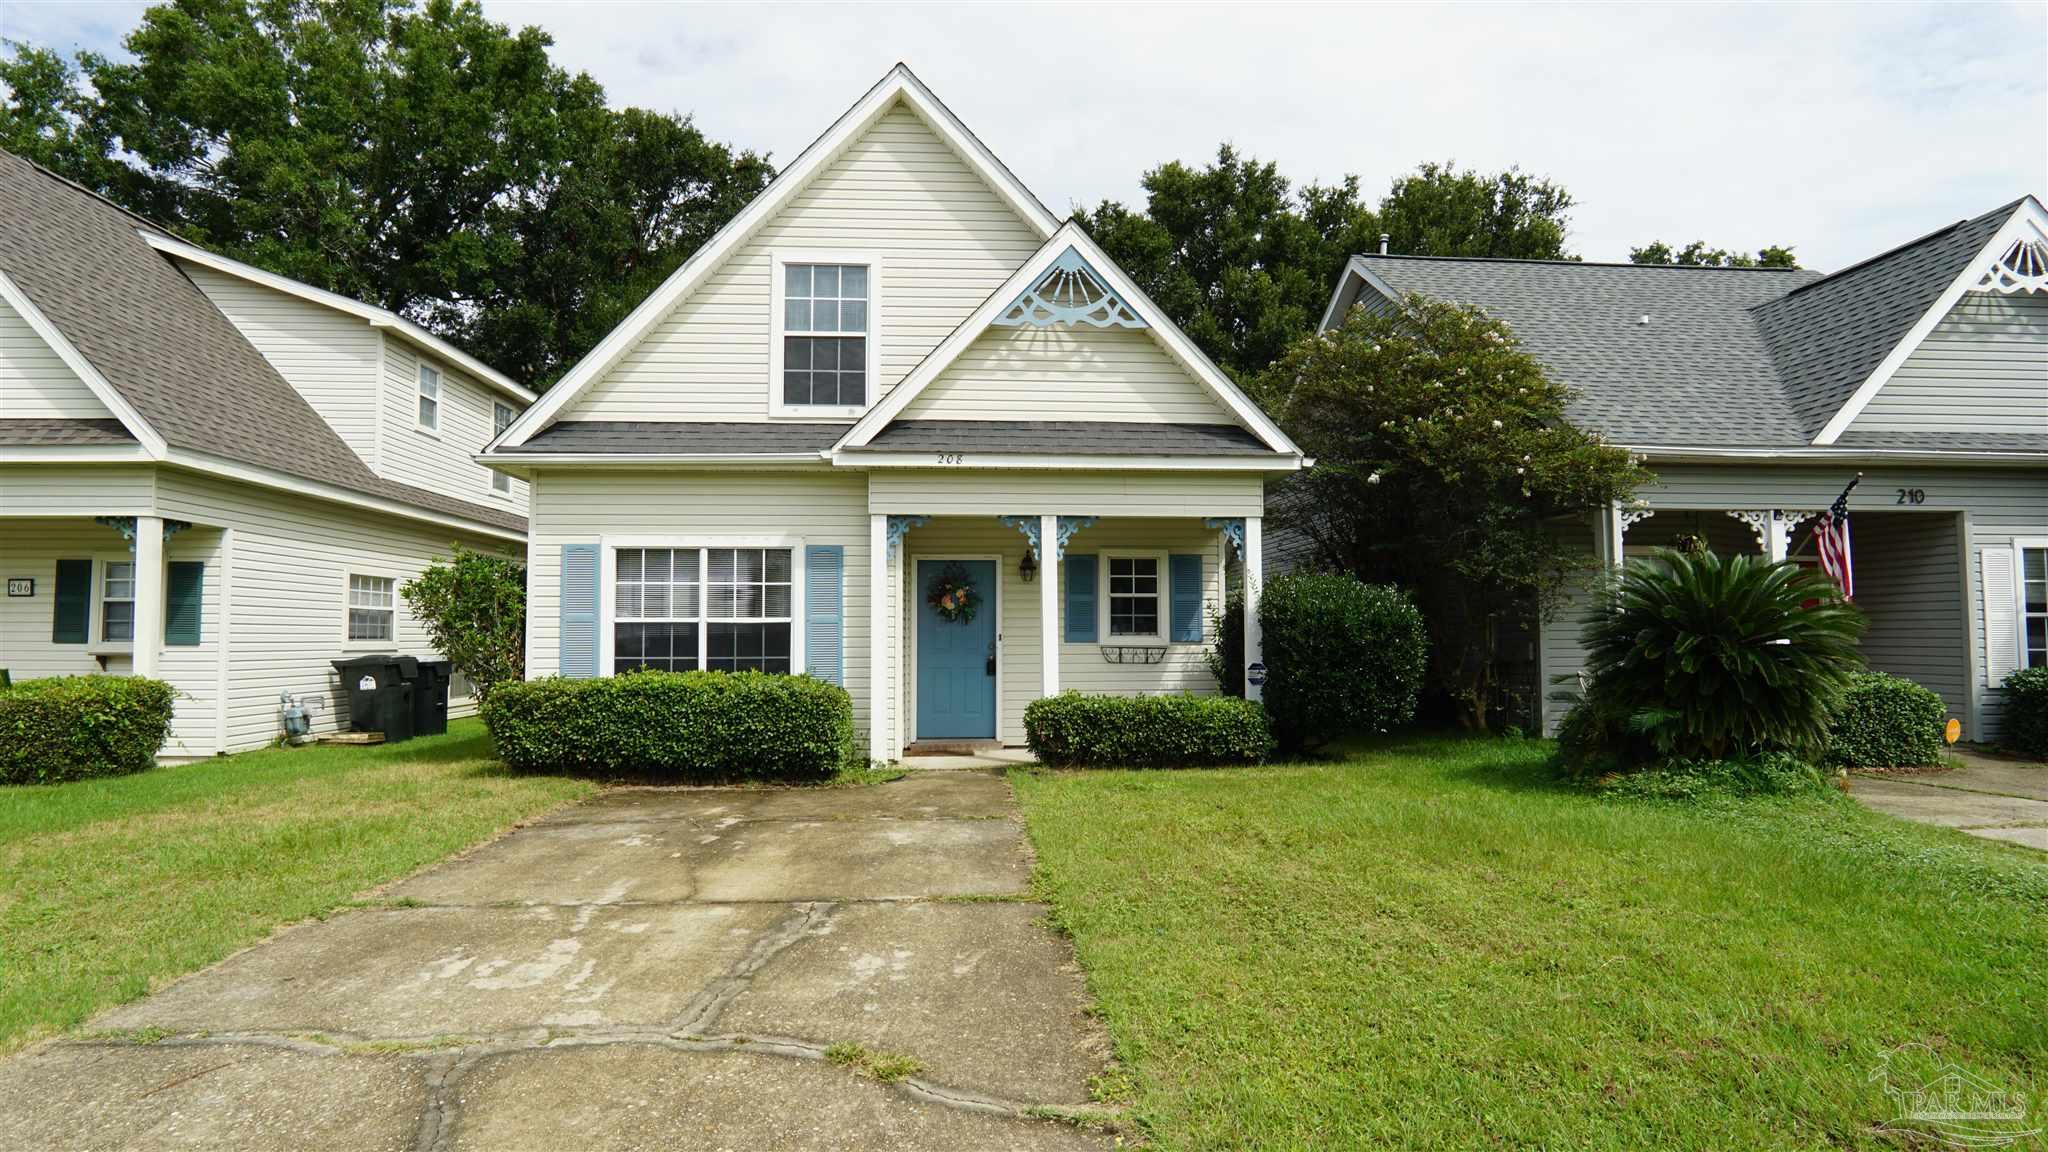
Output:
(916, 559), (997, 739)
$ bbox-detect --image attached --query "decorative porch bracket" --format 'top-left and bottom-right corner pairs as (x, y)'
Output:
(1618, 507), (1656, 533)
(996, 515), (1041, 559)
(1203, 516), (1246, 559)
(1725, 509), (1773, 550)
(94, 515), (191, 552)
(1054, 516), (1096, 558)
(884, 515), (928, 559)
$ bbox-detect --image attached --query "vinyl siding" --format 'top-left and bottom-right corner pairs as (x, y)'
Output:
(183, 264), (382, 466)
(524, 468), (874, 732)
(867, 469), (1265, 517)
(893, 517), (1223, 745)
(564, 101), (1045, 423)
(1538, 513), (1599, 734)
(1848, 292), (2048, 437)
(1853, 512), (1969, 719)
(899, 324), (1235, 424)
(1536, 462), (2048, 739)
(380, 335), (528, 509)
(154, 469), (509, 752)
(0, 464), (155, 515)
(0, 295), (109, 419)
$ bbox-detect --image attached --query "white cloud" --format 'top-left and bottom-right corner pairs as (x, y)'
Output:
(10, 1), (2043, 270)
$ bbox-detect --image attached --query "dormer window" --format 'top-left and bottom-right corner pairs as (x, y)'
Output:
(770, 251), (879, 418)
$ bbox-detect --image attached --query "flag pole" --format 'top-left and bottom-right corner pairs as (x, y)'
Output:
(1785, 472), (1862, 561)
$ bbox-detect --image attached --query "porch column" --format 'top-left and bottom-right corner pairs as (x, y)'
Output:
(1039, 513), (1059, 697)
(133, 515), (164, 679)
(868, 513), (888, 763)
(1244, 514), (1263, 703)
(1766, 511), (1790, 563)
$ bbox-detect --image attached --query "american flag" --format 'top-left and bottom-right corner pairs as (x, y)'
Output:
(1813, 489), (1855, 600)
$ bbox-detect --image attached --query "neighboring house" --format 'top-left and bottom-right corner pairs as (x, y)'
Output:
(487, 65), (1306, 759)
(0, 151), (533, 757)
(1321, 196), (2048, 739)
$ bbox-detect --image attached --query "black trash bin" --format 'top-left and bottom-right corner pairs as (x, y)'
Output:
(331, 654), (416, 742)
(412, 660), (452, 737)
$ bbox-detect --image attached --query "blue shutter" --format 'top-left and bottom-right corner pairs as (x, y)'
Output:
(560, 544), (600, 678)
(165, 561), (204, 646)
(1064, 554), (1097, 643)
(1168, 554), (1203, 643)
(805, 545), (845, 685)
(52, 559), (90, 643)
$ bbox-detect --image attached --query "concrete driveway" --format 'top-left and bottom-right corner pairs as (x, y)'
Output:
(1852, 750), (2048, 851)
(0, 772), (1119, 1150)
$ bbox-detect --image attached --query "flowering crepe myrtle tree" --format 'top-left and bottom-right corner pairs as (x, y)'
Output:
(1257, 294), (1648, 729)
(401, 545), (526, 703)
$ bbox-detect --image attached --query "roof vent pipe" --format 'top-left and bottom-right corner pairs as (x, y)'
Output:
(1378, 234), (1390, 255)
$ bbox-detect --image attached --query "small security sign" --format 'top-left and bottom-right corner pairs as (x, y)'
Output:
(358, 675), (378, 691)
(1246, 662), (1267, 686)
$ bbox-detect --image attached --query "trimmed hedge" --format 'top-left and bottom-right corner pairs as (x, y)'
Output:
(1826, 672), (1947, 768)
(0, 676), (176, 785)
(1023, 692), (1274, 768)
(1258, 573), (1427, 754)
(2005, 667), (2048, 758)
(484, 670), (855, 780)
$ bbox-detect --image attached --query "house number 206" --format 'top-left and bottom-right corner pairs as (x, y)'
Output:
(1896, 488), (1925, 505)
(935, 452), (964, 465)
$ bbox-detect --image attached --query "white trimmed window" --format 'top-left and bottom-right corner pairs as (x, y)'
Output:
(1105, 555), (1162, 639)
(492, 402), (515, 493)
(770, 252), (878, 418)
(101, 560), (135, 642)
(417, 364), (441, 431)
(614, 547), (793, 674)
(2024, 544), (2046, 669)
(348, 575), (396, 642)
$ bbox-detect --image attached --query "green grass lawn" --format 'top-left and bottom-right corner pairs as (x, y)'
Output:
(1015, 737), (2048, 1150)
(0, 719), (591, 1055)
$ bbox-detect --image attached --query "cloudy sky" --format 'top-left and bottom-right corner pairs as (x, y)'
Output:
(7, 1), (2044, 271)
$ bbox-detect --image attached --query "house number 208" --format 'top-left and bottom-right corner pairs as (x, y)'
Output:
(935, 452), (965, 465)
(1896, 488), (1925, 505)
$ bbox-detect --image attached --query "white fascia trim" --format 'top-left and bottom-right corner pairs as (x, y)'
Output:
(1812, 198), (2048, 446)
(0, 269), (168, 458)
(830, 451), (1305, 472)
(1629, 443), (2048, 465)
(834, 222), (1302, 457)
(164, 449), (526, 543)
(0, 445), (155, 464)
(496, 63), (1061, 451)
(140, 232), (537, 405)
(1317, 257), (1369, 332)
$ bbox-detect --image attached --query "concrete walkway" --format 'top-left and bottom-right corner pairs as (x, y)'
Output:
(0, 773), (1118, 1151)
(1852, 749), (2048, 851)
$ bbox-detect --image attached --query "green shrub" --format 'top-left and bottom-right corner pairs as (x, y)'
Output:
(1203, 590), (1244, 697)
(1598, 752), (1832, 801)
(1827, 672), (1947, 768)
(483, 670), (855, 780)
(2004, 667), (2048, 758)
(1258, 573), (1428, 754)
(1562, 550), (1863, 771)
(1023, 692), (1274, 768)
(0, 676), (176, 785)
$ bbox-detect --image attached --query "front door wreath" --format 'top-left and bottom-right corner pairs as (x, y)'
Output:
(925, 561), (982, 624)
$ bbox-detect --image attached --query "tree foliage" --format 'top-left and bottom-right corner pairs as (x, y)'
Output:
(0, 0), (772, 388)
(401, 545), (526, 702)
(1259, 296), (1646, 729)
(1080, 150), (1573, 378)
(1629, 240), (1798, 268)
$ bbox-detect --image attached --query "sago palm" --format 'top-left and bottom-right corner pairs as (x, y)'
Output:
(1579, 549), (1864, 762)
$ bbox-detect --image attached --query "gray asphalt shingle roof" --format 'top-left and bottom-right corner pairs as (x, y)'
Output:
(500, 421), (851, 455)
(0, 151), (524, 534)
(855, 420), (1280, 456)
(1350, 198), (2031, 452)
(0, 418), (136, 446)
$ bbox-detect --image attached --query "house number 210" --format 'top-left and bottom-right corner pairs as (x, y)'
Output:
(935, 452), (965, 465)
(1896, 488), (1925, 505)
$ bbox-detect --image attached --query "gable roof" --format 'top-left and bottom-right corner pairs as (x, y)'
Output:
(498, 64), (1061, 449)
(836, 222), (1300, 458)
(0, 149), (525, 535)
(1329, 196), (2045, 453)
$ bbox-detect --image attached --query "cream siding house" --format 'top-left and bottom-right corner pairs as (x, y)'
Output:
(489, 66), (1306, 759)
(1320, 196), (2048, 741)
(0, 151), (534, 757)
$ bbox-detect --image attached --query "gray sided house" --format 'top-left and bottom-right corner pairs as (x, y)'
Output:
(1320, 196), (2048, 741)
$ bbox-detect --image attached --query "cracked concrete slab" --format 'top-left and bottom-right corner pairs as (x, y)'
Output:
(1851, 777), (2048, 830)
(722, 902), (1108, 1106)
(386, 819), (710, 906)
(98, 904), (786, 1037)
(448, 1043), (1110, 1151)
(541, 771), (1018, 827)
(691, 819), (1032, 901)
(0, 1043), (424, 1151)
